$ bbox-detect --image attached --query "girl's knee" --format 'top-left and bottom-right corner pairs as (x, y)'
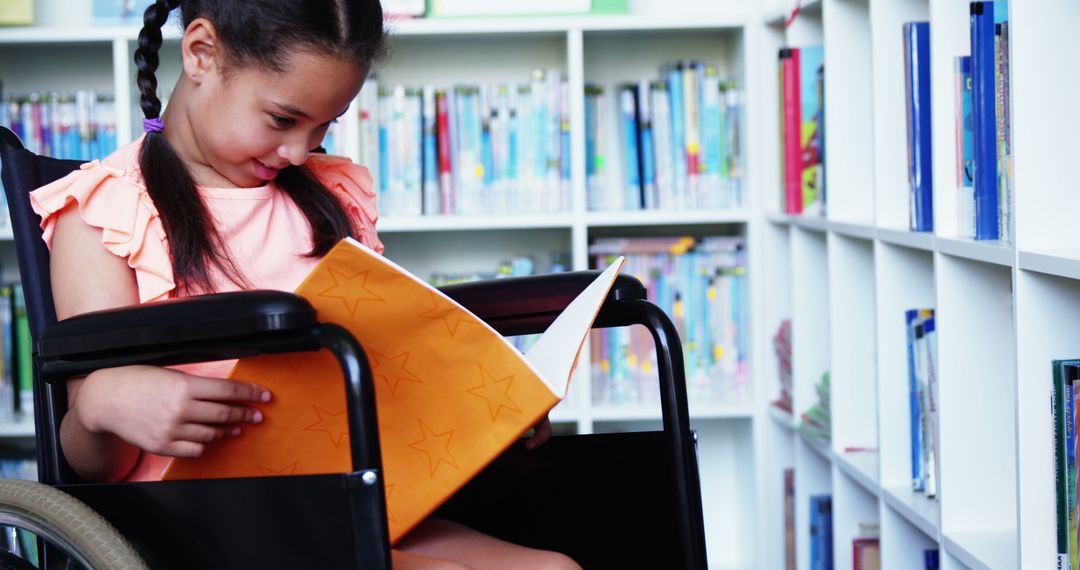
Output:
(532, 551), (582, 570)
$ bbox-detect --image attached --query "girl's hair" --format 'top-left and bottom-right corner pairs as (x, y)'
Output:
(133, 0), (386, 294)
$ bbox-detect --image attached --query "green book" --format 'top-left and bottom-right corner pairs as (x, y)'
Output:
(1053, 358), (1080, 567)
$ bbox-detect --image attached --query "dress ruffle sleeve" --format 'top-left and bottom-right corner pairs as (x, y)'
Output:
(28, 160), (177, 303)
(306, 154), (384, 254)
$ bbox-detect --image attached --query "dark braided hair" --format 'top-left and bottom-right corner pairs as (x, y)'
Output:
(133, 0), (386, 294)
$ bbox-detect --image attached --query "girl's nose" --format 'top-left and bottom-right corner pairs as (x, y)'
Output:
(277, 139), (308, 166)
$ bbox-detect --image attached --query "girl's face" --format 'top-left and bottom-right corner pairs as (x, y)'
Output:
(174, 20), (367, 188)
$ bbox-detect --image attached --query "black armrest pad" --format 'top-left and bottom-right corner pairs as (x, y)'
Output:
(40, 291), (316, 359)
(439, 272), (646, 323)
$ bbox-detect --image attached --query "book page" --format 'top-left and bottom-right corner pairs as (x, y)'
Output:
(524, 256), (625, 397)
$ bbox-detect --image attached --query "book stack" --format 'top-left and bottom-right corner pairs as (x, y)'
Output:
(777, 46), (825, 216)
(585, 62), (743, 212)
(357, 71), (570, 218)
(0, 90), (118, 162)
(953, 1), (1012, 241)
(588, 236), (748, 407)
(905, 308), (940, 497)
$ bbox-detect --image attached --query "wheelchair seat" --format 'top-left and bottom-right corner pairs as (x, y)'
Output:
(0, 126), (707, 569)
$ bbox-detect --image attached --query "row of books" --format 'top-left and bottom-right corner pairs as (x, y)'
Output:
(906, 308), (940, 496)
(1053, 358), (1080, 568)
(0, 284), (32, 426)
(777, 46), (825, 216)
(0, 90), (119, 162)
(588, 236), (748, 406)
(953, 1), (1013, 241)
(585, 62), (743, 212)
(356, 72), (571, 218)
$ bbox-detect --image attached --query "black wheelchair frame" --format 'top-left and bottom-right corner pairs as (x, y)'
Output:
(0, 125), (708, 569)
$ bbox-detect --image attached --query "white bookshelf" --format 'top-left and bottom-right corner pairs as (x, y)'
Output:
(759, 0), (1063, 568)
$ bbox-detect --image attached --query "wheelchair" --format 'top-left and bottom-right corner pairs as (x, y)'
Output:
(0, 125), (707, 569)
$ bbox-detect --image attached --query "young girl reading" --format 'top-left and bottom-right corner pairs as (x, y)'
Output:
(30, 1), (576, 568)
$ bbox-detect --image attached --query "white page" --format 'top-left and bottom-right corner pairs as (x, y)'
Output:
(524, 256), (625, 397)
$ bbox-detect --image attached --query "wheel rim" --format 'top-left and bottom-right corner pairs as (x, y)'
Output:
(0, 511), (94, 569)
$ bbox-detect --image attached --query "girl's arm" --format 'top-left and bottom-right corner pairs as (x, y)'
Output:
(50, 203), (269, 482)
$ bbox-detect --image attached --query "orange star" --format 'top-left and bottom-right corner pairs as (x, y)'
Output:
(371, 350), (424, 396)
(417, 291), (474, 338)
(406, 420), (459, 476)
(303, 406), (349, 448)
(316, 267), (384, 316)
(257, 463), (298, 476)
(284, 354), (327, 376)
(466, 364), (522, 422)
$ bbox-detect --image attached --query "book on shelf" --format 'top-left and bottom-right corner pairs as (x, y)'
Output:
(852, 536), (880, 570)
(163, 238), (625, 543)
(798, 371), (830, 444)
(588, 236), (748, 407)
(905, 308), (939, 496)
(903, 22), (933, 233)
(359, 69), (569, 218)
(924, 549), (940, 570)
(1052, 358), (1080, 568)
(0, 0), (32, 25)
(773, 318), (793, 413)
(809, 494), (833, 570)
(1, 91), (118, 163)
(777, 46), (824, 216)
(784, 468), (795, 570)
(586, 62), (742, 213)
(954, 56), (976, 239)
(91, 0), (153, 24)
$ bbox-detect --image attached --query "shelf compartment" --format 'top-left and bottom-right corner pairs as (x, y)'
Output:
(832, 464), (881, 570)
(881, 484), (940, 540)
(942, 529), (1017, 570)
(584, 209), (751, 228)
(936, 257), (1016, 553)
(935, 236), (1014, 267)
(790, 229), (829, 429)
(876, 226), (934, 252)
(0, 419), (34, 438)
(834, 451), (878, 498)
(1014, 270), (1080, 568)
(881, 497), (940, 569)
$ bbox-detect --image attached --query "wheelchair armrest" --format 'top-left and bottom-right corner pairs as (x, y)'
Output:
(38, 290), (319, 378)
(439, 271), (647, 336)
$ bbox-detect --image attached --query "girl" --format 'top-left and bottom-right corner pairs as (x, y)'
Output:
(30, 1), (576, 569)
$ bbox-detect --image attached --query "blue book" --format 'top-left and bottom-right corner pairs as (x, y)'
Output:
(809, 494), (832, 570)
(619, 85), (642, 210)
(638, 82), (657, 210)
(906, 308), (933, 491)
(970, 1), (999, 240)
(924, 549), (940, 569)
(667, 64), (688, 206)
(904, 22), (933, 232)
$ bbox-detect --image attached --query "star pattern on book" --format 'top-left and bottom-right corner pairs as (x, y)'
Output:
(466, 364), (522, 422)
(371, 350), (424, 396)
(303, 405), (349, 448)
(384, 483), (397, 523)
(316, 267), (383, 316)
(284, 354), (328, 376)
(406, 420), (459, 476)
(257, 462), (298, 477)
(417, 292), (474, 338)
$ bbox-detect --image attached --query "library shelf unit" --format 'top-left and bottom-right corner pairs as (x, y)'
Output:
(759, 0), (1073, 568)
(0, 1), (762, 567)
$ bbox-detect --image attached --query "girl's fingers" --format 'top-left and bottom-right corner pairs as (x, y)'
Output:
(159, 440), (206, 459)
(171, 423), (228, 445)
(183, 401), (264, 425)
(185, 375), (272, 404)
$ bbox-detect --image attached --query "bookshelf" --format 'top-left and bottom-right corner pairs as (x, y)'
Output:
(759, 0), (1072, 568)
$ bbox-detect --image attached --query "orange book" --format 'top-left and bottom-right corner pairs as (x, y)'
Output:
(163, 238), (625, 543)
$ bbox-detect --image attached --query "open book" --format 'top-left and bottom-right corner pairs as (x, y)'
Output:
(162, 237), (625, 543)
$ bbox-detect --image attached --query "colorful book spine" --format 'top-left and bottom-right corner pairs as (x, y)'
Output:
(904, 22), (934, 232)
(780, 48), (803, 214)
(995, 21), (1012, 243)
(651, 81), (674, 211)
(421, 86), (440, 216)
(905, 308), (934, 491)
(434, 89), (454, 215)
(619, 84), (642, 211)
(668, 64), (688, 209)
(809, 494), (833, 570)
(798, 46), (825, 216)
(638, 81), (658, 210)
(970, 1), (999, 240)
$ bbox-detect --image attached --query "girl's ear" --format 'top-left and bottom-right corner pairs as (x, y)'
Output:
(181, 17), (220, 84)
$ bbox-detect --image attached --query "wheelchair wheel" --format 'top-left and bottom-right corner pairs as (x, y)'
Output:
(0, 479), (146, 570)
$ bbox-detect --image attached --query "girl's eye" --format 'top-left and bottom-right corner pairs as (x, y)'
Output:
(271, 114), (295, 128)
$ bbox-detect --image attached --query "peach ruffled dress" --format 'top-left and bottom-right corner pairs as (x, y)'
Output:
(29, 136), (384, 481)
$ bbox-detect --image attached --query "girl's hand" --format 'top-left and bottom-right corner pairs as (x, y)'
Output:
(524, 414), (552, 450)
(73, 365), (272, 458)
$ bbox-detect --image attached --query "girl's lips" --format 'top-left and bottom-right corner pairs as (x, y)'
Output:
(253, 159), (280, 180)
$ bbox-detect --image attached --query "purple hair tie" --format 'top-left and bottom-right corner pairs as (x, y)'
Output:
(143, 117), (165, 133)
